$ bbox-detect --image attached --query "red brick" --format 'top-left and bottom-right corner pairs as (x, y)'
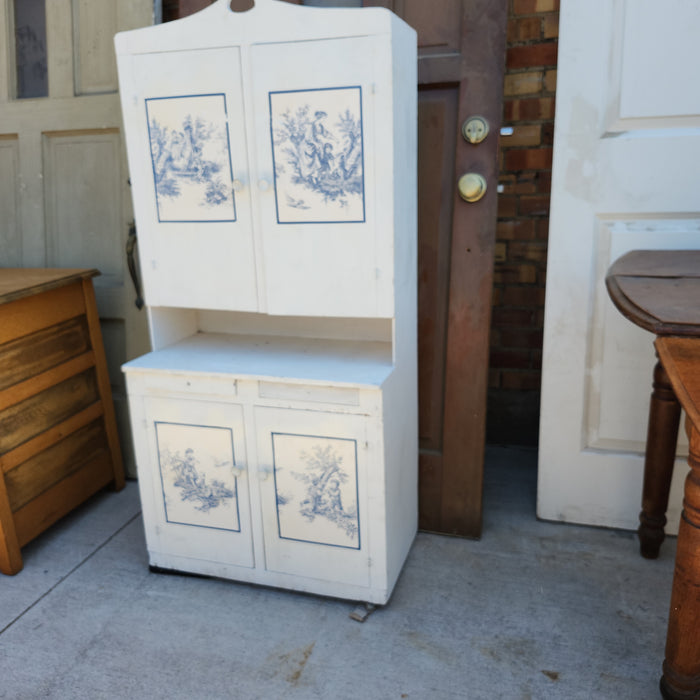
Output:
(501, 370), (542, 391)
(543, 13), (560, 39)
(541, 121), (555, 145)
(536, 170), (552, 192)
(489, 368), (502, 389)
(508, 16), (543, 42)
(501, 181), (537, 196)
(513, 0), (560, 15)
(544, 69), (557, 92)
(499, 124), (541, 148)
(489, 349), (532, 370)
(509, 241), (548, 263)
(496, 219), (537, 241)
(501, 286), (546, 306)
(532, 350), (543, 370)
(492, 308), (536, 326)
(504, 147), (553, 171)
(519, 194), (551, 216)
(500, 328), (543, 349)
(507, 43), (558, 69)
(504, 71), (544, 97)
(503, 96), (556, 121)
(493, 264), (537, 285)
(536, 218), (551, 239)
(497, 194), (518, 218)
(494, 241), (508, 263)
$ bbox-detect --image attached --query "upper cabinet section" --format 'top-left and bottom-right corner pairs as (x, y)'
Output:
(116, 0), (416, 318)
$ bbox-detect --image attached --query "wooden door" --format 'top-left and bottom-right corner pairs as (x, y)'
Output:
(539, 0), (700, 532)
(364, 0), (507, 536)
(165, 0), (508, 536)
(0, 0), (153, 475)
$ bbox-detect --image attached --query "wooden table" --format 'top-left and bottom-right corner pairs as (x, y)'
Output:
(654, 336), (700, 699)
(606, 250), (700, 558)
(0, 269), (124, 575)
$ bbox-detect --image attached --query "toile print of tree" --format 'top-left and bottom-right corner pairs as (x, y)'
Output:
(290, 444), (358, 539)
(273, 103), (363, 206)
(149, 113), (231, 207)
(160, 446), (235, 513)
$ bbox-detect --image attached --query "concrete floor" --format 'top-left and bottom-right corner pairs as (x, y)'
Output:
(1, 447), (675, 700)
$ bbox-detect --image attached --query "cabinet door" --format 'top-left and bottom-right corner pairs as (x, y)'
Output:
(250, 36), (392, 318)
(254, 406), (371, 587)
(121, 48), (258, 311)
(140, 396), (254, 569)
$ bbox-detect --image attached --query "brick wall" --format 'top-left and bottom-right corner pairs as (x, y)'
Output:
(487, 0), (559, 446)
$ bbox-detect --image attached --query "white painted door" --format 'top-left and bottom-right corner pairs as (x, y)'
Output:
(539, 0), (700, 533)
(140, 396), (254, 569)
(0, 0), (154, 474)
(254, 406), (370, 587)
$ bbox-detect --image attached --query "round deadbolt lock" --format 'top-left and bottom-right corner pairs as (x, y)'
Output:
(462, 116), (489, 144)
(458, 173), (487, 202)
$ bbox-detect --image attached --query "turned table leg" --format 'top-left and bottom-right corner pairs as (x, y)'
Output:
(660, 424), (700, 700)
(639, 359), (682, 559)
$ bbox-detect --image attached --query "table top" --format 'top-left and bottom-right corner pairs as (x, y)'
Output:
(655, 336), (700, 430)
(0, 269), (99, 306)
(605, 250), (700, 336)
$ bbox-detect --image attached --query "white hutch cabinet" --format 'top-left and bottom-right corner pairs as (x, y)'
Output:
(116, 0), (416, 605)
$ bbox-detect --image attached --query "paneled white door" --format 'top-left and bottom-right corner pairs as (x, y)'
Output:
(539, 0), (700, 532)
(0, 0), (154, 474)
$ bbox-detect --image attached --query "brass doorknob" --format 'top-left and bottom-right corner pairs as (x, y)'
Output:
(458, 173), (487, 202)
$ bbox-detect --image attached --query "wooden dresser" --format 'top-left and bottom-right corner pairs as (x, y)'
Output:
(0, 269), (124, 575)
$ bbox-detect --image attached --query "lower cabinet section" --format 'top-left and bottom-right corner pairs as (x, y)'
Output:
(126, 371), (414, 605)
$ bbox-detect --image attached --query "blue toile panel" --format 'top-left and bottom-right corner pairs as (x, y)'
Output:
(155, 421), (241, 532)
(146, 94), (236, 223)
(272, 432), (360, 550)
(269, 86), (365, 224)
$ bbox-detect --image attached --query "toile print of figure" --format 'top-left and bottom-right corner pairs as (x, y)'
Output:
(273, 434), (360, 549)
(156, 422), (240, 532)
(270, 87), (365, 224)
(146, 94), (236, 222)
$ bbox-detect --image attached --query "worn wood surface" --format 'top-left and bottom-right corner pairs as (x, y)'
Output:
(655, 336), (700, 699)
(0, 269), (97, 306)
(364, 0), (507, 536)
(638, 360), (682, 559)
(0, 370), (100, 455)
(0, 270), (124, 575)
(606, 251), (700, 335)
(0, 316), (91, 392)
(0, 281), (86, 346)
(6, 421), (109, 512)
(82, 278), (125, 491)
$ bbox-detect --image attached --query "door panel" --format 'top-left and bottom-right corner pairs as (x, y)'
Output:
(249, 36), (381, 318)
(124, 47), (258, 312)
(539, 0), (700, 532)
(255, 406), (370, 587)
(365, 0), (507, 536)
(142, 396), (254, 568)
(0, 136), (20, 264)
(0, 0), (154, 476)
(43, 129), (123, 277)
